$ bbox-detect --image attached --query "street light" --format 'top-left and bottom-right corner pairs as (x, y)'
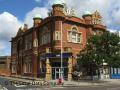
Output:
(60, 19), (63, 82)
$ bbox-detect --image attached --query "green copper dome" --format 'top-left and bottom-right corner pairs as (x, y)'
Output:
(83, 11), (92, 15)
(34, 14), (41, 19)
(53, 0), (64, 4)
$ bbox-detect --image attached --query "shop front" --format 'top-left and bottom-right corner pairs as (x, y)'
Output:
(40, 53), (73, 81)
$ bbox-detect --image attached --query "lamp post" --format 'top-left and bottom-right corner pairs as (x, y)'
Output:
(60, 20), (63, 82)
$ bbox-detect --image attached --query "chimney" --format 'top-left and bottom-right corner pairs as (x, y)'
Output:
(33, 14), (42, 27)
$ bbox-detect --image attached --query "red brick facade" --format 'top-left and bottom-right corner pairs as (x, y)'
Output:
(0, 56), (11, 76)
(11, 4), (106, 80)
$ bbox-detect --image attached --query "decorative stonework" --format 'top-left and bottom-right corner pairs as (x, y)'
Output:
(45, 58), (52, 81)
(68, 57), (72, 81)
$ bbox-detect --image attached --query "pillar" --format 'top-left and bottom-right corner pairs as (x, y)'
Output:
(68, 57), (73, 81)
(45, 58), (51, 81)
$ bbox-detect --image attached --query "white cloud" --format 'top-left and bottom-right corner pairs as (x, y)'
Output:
(1, 0), (120, 55)
(0, 12), (22, 41)
(34, 0), (41, 3)
(0, 7), (49, 55)
(47, 0), (120, 29)
(24, 7), (48, 27)
(0, 12), (22, 55)
(0, 42), (6, 50)
(108, 29), (118, 32)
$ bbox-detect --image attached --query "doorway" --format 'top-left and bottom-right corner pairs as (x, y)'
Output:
(52, 67), (68, 80)
(51, 61), (68, 80)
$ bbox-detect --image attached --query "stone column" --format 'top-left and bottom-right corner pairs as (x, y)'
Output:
(45, 58), (51, 81)
(68, 57), (73, 81)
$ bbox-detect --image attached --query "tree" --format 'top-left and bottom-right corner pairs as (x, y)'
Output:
(77, 31), (120, 78)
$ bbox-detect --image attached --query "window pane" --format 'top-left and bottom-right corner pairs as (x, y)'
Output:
(68, 32), (71, 42)
(77, 34), (81, 43)
(55, 31), (60, 40)
(72, 32), (77, 42)
(118, 68), (120, 74)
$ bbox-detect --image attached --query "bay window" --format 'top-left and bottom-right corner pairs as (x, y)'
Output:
(68, 27), (82, 43)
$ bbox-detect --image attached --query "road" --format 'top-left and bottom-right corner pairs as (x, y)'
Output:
(0, 77), (120, 90)
(0, 77), (45, 90)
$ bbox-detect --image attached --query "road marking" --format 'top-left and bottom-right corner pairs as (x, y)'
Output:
(14, 84), (26, 87)
(107, 87), (120, 90)
(2, 87), (8, 90)
(44, 87), (65, 90)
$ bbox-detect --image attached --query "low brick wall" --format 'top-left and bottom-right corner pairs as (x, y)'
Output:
(0, 69), (11, 76)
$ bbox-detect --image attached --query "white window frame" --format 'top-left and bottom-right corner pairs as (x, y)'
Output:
(67, 27), (82, 43)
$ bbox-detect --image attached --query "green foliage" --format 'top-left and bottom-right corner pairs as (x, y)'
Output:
(77, 31), (120, 71)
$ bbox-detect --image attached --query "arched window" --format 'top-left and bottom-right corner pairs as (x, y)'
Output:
(68, 27), (82, 43)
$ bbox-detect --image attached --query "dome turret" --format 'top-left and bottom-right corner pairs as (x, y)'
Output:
(33, 14), (41, 19)
(33, 14), (42, 27)
(83, 11), (92, 15)
(53, 0), (64, 5)
(82, 11), (92, 24)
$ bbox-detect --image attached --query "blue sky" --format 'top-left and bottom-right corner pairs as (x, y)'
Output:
(0, 0), (47, 20)
(0, 0), (120, 56)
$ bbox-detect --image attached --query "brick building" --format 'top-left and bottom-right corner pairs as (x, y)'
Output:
(11, 2), (106, 81)
(0, 56), (11, 76)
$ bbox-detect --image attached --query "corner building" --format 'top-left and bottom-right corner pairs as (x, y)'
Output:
(11, 3), (106, 81)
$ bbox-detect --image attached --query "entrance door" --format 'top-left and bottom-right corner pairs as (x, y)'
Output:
(52, 67), (68, 80)
(55, 68), (61, 79)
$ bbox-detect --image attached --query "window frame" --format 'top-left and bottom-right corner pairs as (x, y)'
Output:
(25, 34), (32, 50)
(55, 31), (61, 40)
(67, 27), (82, 43)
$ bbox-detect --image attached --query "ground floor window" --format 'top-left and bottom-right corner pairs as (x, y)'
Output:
(111, 67), (120, 74)
(12, 64), (16, 73)
(23, 62), (32, 73)
(23, 56), (32, 73)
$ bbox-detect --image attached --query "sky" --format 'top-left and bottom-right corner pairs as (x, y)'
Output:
(0, 0), (120, 56)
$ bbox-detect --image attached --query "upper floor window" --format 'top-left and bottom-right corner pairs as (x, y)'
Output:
(55, 31), (61, 40)
(40, 27), (51, 45)
(25, 34), (32, 50)
(68, 27), (82, 43)
(12, 42), (17, 54)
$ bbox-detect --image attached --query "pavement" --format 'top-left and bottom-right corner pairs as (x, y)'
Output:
(1, 75), (120, 88)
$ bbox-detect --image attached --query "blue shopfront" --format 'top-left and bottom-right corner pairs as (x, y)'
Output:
(39, 53), (73, 80)
(110, 67), (120, 79)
